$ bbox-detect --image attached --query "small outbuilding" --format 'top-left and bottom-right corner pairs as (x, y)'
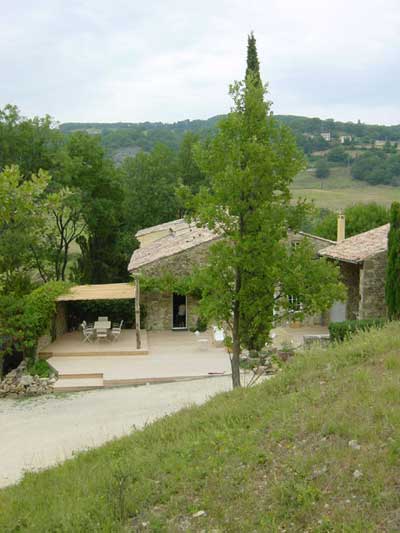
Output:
(319, 224), (389, 320)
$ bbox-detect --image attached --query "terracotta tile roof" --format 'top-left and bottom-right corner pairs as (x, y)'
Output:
(128, 222), (219, 272)
(319, 224), (389, 263)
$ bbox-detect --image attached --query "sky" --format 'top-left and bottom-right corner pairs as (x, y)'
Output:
(1, 0), (400, 125)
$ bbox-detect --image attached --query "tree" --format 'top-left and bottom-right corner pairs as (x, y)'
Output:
(245, 32), (261, 86)
(0, 166), (50, 292)
(327, 145), (349, 164)
(30, 189), (86, 282)
(191, 43), (345, 388)
(121, 143), (181, 233)
(63, 132), (127, 283)
(385, 202), (400, 319)
(313, 202), (389, 241)
(0, 105), (64, 178)
(178, 132), (206, 193)
(315, 159), (330, 179)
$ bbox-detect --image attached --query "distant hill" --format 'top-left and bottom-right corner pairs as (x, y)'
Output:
(60, 115), (400, 162)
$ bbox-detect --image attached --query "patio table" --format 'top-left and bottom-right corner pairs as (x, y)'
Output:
(94, 321), (111, 330)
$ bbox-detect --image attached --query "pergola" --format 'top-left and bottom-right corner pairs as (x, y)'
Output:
(57, 282), (142, 348)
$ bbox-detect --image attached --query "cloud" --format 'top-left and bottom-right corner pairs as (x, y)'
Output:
(0, 0), (399, 124)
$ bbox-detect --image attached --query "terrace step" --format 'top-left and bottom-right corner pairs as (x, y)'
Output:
(52, 376), (104, 392)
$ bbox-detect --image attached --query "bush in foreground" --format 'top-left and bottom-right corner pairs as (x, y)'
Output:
(0, 323), (400, 531)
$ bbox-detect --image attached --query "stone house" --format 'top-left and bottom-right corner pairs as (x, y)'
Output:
(128, 219), (335, 331)
(319, 224), (389, 320)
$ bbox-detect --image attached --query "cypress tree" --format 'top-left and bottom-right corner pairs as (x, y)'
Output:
(385, 202), (400, 319)
(245, 32), (262, 86)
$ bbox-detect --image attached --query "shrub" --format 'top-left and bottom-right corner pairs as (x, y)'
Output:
(27, 358), (52, 378)
(329, 318), (386, 342)
(0, 281), (71, 372)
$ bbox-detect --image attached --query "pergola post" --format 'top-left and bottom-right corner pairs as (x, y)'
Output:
(135, 276), (141, 349)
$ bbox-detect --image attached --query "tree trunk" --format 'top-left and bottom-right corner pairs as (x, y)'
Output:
(135, 277), (141, 349)
(231, 303), (241, 388)
(231, 267), (242, 388)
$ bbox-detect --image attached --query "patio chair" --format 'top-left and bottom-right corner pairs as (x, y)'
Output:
(81, 321), (95, 343)
(111, 320), (124, 342)
(98, 316), (108, 322)
(96, 327), (109, 343)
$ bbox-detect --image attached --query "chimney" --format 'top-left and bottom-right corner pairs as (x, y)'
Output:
(337, 214), (345, 242)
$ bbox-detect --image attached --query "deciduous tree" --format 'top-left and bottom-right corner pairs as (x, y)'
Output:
(191, 41), (345, 388)
(385, 202), (400, 319)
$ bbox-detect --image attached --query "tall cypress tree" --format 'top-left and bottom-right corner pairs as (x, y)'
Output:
(385, 202), (400, 319)
(245, 32), (262, 86)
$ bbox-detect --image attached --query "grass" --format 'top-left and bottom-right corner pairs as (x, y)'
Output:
(1, 324), (400, 531)
(291, 167), (400, 209)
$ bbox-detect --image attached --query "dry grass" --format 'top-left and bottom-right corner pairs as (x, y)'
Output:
(292, 167), (400, 209)
(1, 324), (400, 532)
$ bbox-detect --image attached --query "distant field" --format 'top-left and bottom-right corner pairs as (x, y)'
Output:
(291, 166), (400, 209)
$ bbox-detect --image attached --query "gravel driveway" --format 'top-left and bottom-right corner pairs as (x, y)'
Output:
(0, 377), (232, 488)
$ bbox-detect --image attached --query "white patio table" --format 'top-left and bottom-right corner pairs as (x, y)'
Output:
(94, 321), (111, 342)
(94, 321), (111, 330)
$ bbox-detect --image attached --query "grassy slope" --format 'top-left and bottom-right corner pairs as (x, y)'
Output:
(1, 325), (400, 532)
(292, 167), (400, 209)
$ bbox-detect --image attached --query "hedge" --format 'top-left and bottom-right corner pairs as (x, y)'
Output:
(329, 318), (386, 343)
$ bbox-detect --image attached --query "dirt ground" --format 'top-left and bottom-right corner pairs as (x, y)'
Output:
(0, 377), (233, 489)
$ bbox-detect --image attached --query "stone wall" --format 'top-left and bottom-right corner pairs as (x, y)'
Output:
(138, 241), (213, 278)
(141, 292), (200, 330)
(139, 232), (334, 330)
(339, 262), (360, 320)
(359, 251), (387, 319)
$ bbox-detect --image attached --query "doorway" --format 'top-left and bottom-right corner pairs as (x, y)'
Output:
(172, 293), (187, 329)
(329, 301), (347, 322)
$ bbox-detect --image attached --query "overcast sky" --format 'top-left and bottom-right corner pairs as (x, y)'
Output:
(1, 0), (399, 125)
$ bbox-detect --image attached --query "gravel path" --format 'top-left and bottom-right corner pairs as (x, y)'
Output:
(0, 377), (232, 488)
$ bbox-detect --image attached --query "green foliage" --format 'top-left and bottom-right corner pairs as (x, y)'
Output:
(0, 105), (64, 178)
(280, 239), (346, 321)
(385, 202), (400, 319)
(63, 132), (128, 283)
(121, 144), (181, 235)
(1, 323), (400, 530)
(351, 150), (400, 185)
(327, 146), (350, 165)
(312, 202), (389, 241)
(67, 299), (135, 330)
(139, 272), (199, 297)
(0, 166), (51, 291)
(0, 281), (71, 363)
(190, 70), (343, 383)
(27, 358), (52, 378)
(22, 282), (73, 349)
(177, 132), (206, 193)
(328, 318), (386, 342)
(245, 32), (261, 86)
(315, 159), (330, 179)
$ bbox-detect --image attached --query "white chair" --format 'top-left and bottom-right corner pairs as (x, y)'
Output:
(111, 320), (124, 342)
(82, 321), (95, 343)
(96, 327), (109, 343)
(98, 316), (108, 322)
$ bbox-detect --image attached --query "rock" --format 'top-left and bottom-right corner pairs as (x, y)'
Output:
(353, 469), (363, 479)
(348, 440), (361, 450)
(192, 510), (207, 518)
(0, 363), (54, 398)
(20, 375), (34, 387)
